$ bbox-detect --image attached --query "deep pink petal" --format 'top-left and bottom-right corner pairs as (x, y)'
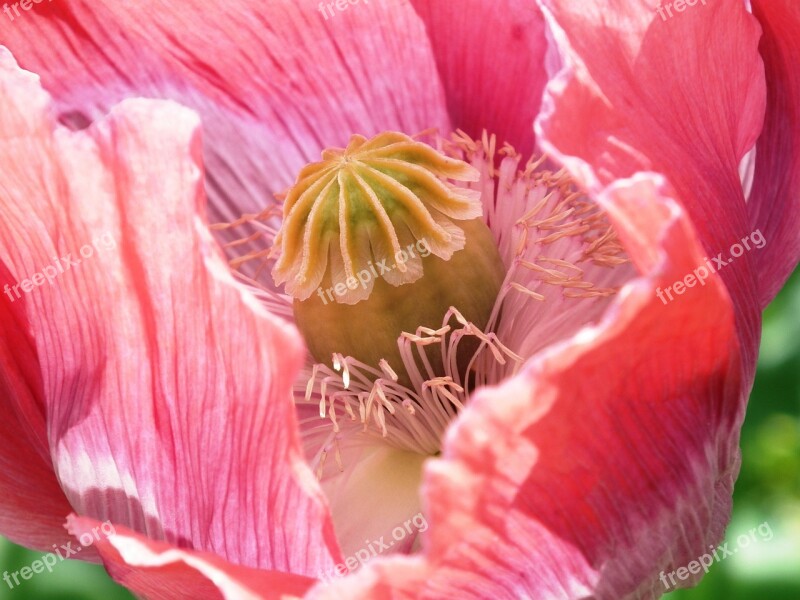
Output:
(535, 0), (766, 372)
(411, 0), (549, 156)
(308, 174), (746, 599)
(67, 515), (316, 600)
(1, 0), (450, 227)
(749, 0), (800, 305)
(0, 50), (340, 575)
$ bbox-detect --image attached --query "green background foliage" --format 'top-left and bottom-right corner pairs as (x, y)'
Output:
(1, 271), (798, 599)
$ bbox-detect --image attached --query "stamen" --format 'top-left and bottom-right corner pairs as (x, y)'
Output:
(297, 307), (521, 464)
(379, 359), (398, 381)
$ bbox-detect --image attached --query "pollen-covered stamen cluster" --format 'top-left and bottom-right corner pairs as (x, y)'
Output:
(297, 307), (521, 465)
(442, 131), (630, 361)
(500, 171), (627, 304)
(211, 205), (290, 319)
(271, 131), (483, 304)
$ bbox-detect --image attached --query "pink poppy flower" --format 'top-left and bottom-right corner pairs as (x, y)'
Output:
(1, 0), (798, 598)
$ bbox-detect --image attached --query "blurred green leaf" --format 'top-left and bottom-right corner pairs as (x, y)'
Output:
(0, 537), (133, 599)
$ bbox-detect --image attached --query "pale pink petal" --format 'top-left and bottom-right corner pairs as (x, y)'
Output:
(318, 445), (426, 562)
(0, 50), (340, 575)
(0, 267), (76, 551)
(749, 0), (800, 305)
(411, 0), (550, 156)
(1, 0), (450, 228)
(67, 515), (316, 600)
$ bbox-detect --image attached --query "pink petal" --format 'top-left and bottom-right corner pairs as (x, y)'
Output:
(749, 0), (800, 306)
(0, 264), (75, 551)
(66, 515), (316, 599)
(0, 50), (340, 575)
(535, 0), (766, 370)
(1, 0), (450, 226)
(308, 174), (747, 598)
(411, 0), (550, 156)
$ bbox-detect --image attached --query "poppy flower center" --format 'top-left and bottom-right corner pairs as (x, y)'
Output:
(217, 130), (628, 474)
